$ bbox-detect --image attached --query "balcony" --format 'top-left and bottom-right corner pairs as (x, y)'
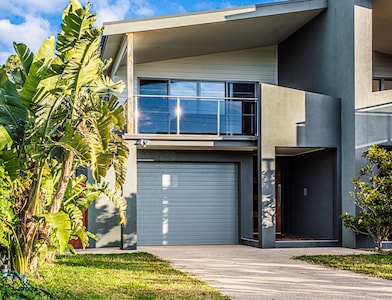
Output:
(132, 95), (258, 136)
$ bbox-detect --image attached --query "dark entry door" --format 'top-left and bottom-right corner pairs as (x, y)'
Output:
(275, 148), (337, 240)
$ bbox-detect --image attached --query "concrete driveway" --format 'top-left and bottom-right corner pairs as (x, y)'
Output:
(139, 245), (392, 300)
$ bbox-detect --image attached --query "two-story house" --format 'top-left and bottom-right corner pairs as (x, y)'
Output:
(88, 0), (392, 249)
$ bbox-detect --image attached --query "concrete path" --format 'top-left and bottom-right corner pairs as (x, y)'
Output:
(139, 245), (392, 300)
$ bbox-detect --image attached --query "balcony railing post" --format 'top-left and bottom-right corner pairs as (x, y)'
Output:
(134, 95), (138, 134)
(176, 97), (180, 135)
(217, 100), (221, 135)
(226, 100), (230, 135)
(256, 100), (259, 137)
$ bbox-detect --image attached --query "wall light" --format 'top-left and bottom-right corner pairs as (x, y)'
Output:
(135, 139), (149, 147)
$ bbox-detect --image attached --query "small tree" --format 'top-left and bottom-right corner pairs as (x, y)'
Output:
(342, 144), (392, 251)
(0, 0), (128, 274)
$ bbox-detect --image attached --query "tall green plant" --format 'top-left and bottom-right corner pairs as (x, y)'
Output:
(342, 145), (392, 251)
(0, 0), (128, 274)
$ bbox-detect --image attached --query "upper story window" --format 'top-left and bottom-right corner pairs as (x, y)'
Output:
(137, 79), (258, 136)
(373, 78), (392, 92)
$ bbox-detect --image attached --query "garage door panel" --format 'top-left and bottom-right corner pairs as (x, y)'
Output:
(137, 162), (238, 245)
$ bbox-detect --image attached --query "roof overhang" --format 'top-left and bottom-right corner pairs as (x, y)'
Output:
(101, 0), (327, 75)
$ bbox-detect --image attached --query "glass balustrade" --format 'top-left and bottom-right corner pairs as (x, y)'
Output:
(134, 95), (257, 136)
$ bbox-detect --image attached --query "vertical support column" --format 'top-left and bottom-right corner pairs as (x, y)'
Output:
(259, 84), (306, 248)
(258, 84), (276, 248)
(257, 86), (263, 248)
(121, 142), (138, 250)
(126, 33), (135, 134)
(259, 159), (276, 248)
(122, 33), (137, 249)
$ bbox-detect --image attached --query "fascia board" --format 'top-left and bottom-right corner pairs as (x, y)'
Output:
(226, 0), (328, 20)
(103, 6), (256, 36)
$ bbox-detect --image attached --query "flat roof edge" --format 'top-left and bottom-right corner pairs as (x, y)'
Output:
(226, 0), (328, 20)
(103, 0), (328, 36)
(103, 5), (256, 36)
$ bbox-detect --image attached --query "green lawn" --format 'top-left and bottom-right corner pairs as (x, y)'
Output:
(31, 253), (229, 300)
(297, 253), (392, 280)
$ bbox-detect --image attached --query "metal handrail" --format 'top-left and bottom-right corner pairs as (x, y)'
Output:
(134, 94), (258, 101)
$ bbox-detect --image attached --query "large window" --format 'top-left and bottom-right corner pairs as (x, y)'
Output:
(138, 79), (258, 135)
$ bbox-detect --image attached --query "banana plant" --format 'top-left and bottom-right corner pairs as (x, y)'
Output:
(0, 0), (128, 274)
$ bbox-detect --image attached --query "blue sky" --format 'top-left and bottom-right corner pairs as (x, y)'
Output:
(0, 0), (287, 64)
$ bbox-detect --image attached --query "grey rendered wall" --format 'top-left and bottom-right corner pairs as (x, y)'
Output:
(122, 143), (138, 249)
(278, 0), (364, 248)
(260, 84), (340, 247)
(301, 93), (341, 147)
(137, 150), (254, 242)
(88, 142), (138, 249)
(88, 168), (122, 248)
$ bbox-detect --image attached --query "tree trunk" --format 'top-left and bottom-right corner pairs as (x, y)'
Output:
(49, 150), (75, 213)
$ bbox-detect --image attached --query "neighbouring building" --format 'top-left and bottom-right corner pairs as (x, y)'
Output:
(88, 0), (392, 249)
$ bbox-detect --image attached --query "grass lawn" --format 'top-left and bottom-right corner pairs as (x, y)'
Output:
(297, 252), (392, 280)
(31, 252), (229, 299)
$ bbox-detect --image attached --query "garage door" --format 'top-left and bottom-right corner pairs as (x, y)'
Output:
(137, 162), (238, 245)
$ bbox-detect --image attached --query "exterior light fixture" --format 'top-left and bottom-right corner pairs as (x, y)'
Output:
(135, 139), (149, 147)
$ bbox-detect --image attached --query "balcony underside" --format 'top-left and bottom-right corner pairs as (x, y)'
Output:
(125, 134), (257, 151)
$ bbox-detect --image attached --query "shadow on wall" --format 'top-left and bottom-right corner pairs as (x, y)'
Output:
(261, 158), (275, 229)
(89, 203), (122, 248)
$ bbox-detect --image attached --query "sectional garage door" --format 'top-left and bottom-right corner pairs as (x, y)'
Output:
(137, 162), (238, 245)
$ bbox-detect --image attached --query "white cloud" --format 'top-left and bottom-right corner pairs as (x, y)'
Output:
(193, 2), (215, 11)
(0, 51), (11, 66)
(0, 0), (68, 16)
(220, 1), (234, 9)
(92, 0), (129, 25)
(93, 0), (156, 26)
(130, 0), (156, 17)
(0, 16), (52, 60)
(134, 6), (155, 17)
(169, 3), (186, 14)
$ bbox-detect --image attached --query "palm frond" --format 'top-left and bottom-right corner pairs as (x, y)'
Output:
(13, 43), (34, 80)
(113, 160), (127, 189)
(61, 37), (101, 92)
(0, 126), (11, 150)
(102, 188), (127, 225)
(54, 123), (92, 163)
(57, 1), (99, 53)
(20, 37), (55, 108)
(0, 69), (28, 138)
(91, 76), (125, 95)
(63, 203), (83, 227)
(41, 211), (71, 254)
